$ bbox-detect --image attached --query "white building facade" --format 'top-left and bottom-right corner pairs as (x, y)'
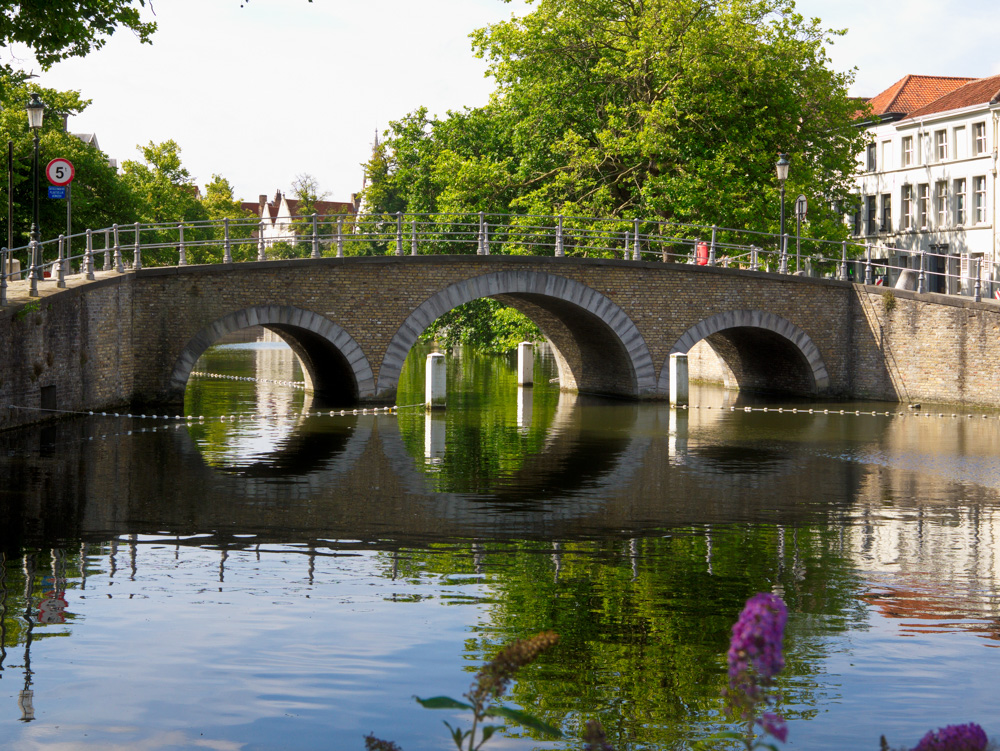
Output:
(854, 75), (1000, 296)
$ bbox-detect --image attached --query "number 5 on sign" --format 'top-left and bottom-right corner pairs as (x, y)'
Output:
(46, 158), (75, 186)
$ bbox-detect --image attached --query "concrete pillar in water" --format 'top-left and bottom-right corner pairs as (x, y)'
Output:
(517, 341), (534, 386)
(668, 404), (689, 459)
(424, 410), (446, 462)
(517, 386), (533, 431)
(425, 352), (446, 409)
(669, 352), (689, 406)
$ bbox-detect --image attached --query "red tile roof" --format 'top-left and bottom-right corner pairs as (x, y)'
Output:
(903, 73), (1000, 120)
(867, 74), (977, 117)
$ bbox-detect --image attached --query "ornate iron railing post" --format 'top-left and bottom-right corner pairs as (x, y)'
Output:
(223, 218), (233, 264)
(483, 217), (490, 255)
(396, 212), (404, 256)
(178, 224), (187, 266)
(28, 239), (39, 297)
(57, 234), (67, 288)
(257, 222), (266, 262)
(864, 244), (873, 285)
(623, 230), (630, 260)
(411, 218), (418, 256)
(779, 234), (789, 274)
(750, 245), (759, 272)
(709, 225), (717, 266)
(103, 228), (111, 271)
(132, 222), (142, 270)
(839, 240), (848, 281)
(85, 229), (95, 281)
(113, 224), (124, 273)
(974, 258), (982, 302)
(555, 215), (564, 257)
(311, 213), (320, 259)
(336, 217), (344, 258)
(917, 249), (926, 294)
(633, 218), (641, 261)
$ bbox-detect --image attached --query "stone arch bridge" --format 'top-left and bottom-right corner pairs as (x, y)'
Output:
(3, 254), (1000, 429)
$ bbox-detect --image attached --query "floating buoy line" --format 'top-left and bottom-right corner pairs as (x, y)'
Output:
(679, 405), (999, 419)
(189, 371), (308, 389)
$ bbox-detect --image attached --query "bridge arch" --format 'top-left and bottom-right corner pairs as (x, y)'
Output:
(376, 270), (657, 400)
(661, 310), (831, 396)
(168, 305), (375, 405)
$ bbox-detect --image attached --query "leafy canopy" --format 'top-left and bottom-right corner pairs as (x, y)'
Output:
(1, 0), (156, 69)
(365, 0), (865, 240)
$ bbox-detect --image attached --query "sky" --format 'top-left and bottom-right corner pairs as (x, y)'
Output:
(10, 0), (1000, 205)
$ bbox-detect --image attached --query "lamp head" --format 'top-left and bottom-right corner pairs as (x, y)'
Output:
(775, 153), (790, 183)
(26, 93), (45, 130)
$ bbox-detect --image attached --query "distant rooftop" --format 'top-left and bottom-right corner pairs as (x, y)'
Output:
(866, 74), (977, 118)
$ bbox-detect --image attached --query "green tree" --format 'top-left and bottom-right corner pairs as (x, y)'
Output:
(196, 174), (255, 263)
(0, 74), (139, 263)
(120, 140), (208, 265)
(365, 0), (866, 243)
(0, 0), (156, 71)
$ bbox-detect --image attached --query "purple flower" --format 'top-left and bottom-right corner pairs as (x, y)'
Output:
(727, 592), (788, 691)
(757, 712), (788, 743)
(912, 723), (989, 751)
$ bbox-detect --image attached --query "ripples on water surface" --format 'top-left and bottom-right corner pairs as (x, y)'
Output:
(2, 338), (999, 749)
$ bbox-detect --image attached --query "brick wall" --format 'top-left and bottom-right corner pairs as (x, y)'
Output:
(3, 256), (1000, 430)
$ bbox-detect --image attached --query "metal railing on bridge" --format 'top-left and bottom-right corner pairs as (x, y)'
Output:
(2, 212), (997, 305)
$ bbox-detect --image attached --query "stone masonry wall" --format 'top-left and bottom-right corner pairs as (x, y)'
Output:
(0, 275), (135, 430)
(4, 256), (1000, 431)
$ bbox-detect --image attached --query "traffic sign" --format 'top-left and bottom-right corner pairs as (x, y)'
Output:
(46, 158), (75, 186)
(48, 186), (67, 199)
(795, 194), (807, 221)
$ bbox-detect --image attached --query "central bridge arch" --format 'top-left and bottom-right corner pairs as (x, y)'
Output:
(661, 310), (831, 396)
(376, 270), (658, 400)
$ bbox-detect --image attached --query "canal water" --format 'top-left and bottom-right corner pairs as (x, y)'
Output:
(2, 335), (999, 750)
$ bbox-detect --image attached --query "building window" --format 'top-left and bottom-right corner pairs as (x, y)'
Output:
(902, 136), (914, 167)
(935, 181), (948, 226)
(918, 184), (929, 228)
(935, 130), (948, 161)
(866, 143), (877, 172)
(902, 185), (913, 230)
(973, 176), (986, 223)
(973, 122), (987, 155)
(881, 194), (892, 232)
(954, 178), (966, 225)
(881, 140), (893, 170)
(866, 195), (877, 235)
(853, 205), (862, 235)
(920, 133), (932, 164)
(954, 126), (967, 160)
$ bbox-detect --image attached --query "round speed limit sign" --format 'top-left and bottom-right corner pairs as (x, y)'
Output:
(46, 158), (75, 186)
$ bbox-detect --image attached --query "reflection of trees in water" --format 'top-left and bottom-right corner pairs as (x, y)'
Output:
(378, 526), (865, 750)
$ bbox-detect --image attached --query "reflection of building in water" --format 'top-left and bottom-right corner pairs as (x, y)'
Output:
(845, 416), (1000, 639)
(254, 329), (304, 420)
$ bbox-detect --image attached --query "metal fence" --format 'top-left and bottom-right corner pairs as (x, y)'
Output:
(2, 212), (997, 305)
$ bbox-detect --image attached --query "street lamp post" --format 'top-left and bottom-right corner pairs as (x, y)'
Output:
(775, 153), (790, 272)
(26, 93), (45, 297)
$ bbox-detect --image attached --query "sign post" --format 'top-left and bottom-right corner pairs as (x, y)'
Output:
(47, 158), (75, 269)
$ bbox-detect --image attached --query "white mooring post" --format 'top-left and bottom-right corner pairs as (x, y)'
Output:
(669, 352), (689, 406)
(425, 352), (446, 410)
(424, 411), (446, 462)
(517, 341), (534, 386)
(517, 386), (533, 431)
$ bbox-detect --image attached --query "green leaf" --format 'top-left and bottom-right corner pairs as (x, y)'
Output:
(484, 706), (563, 738)
(480, 725), (502, 743)
(415, 695), (473, 710)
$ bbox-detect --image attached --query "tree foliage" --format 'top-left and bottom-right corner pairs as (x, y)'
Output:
(364, 0), (865, 240)
(0, 0), (156, 70)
